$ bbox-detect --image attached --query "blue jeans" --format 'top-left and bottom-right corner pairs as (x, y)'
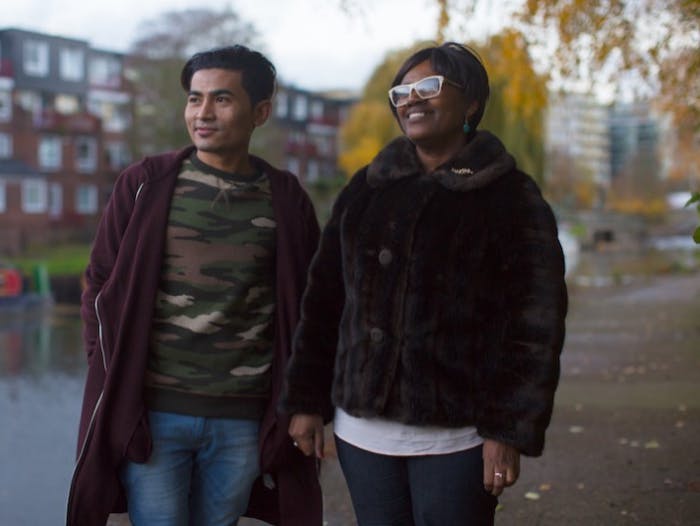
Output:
(335, 436), (497, 526)
(120, 411), (260, 526)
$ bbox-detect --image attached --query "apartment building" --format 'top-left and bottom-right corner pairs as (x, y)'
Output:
(0, 28), (131, 255)
(272, 85), (355, 183)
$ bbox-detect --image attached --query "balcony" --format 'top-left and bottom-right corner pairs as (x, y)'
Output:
(33, 110), (101, 133)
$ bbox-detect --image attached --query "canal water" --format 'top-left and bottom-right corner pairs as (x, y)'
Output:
(0, 306), (85, 525)
(0, 242), (697, 525)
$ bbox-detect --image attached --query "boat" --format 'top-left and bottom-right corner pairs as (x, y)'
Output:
(0, 262), (53, 311)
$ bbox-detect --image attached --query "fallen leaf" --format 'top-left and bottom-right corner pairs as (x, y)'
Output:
(539, 483), (552, 491)
(644, 440), (660, 449)
(618, 438), (629, 445)
(576, 483), (585, 490)
(524, 492), (540, 500)
(569, 425), (584, 434)
(688, 481), (700, 493)
(675, 420), (685, 429)
(630, 440), (640, 448)
(678, 404), (687, 412)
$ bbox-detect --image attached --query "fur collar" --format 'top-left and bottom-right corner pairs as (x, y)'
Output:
(366, 130), (516, 191)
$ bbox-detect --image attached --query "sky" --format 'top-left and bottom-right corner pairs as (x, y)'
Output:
(2, 0), (451, 93)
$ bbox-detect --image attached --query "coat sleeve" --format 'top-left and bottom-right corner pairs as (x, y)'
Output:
(80, 165), (144, 366)
(475, 172), (568, 456)
(280, 173), (364, 422)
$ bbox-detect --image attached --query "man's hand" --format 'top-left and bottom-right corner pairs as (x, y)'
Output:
(482, 438), (520, 496)
(288, 413), (325, 458)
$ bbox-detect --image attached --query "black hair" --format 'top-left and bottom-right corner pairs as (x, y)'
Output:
(180, 45), (276, 106)
(390, 42), (490, 130)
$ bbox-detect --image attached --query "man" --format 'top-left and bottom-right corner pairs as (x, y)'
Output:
(67, 45), (322, 526)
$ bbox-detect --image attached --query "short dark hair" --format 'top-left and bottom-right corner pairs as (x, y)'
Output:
(180, 45), (276, 106)
(390, 42), (490, 130)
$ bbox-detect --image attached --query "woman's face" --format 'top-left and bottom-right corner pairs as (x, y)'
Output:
(395, 60), (472, 147)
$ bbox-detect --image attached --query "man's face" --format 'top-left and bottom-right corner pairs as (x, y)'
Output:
(184, 68), (268, 170)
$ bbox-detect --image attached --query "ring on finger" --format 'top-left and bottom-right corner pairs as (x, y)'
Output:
(494, 472), (504, 479)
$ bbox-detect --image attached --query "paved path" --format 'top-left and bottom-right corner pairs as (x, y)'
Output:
(315, 272), (700, 526)
(119, 271), (700, 526)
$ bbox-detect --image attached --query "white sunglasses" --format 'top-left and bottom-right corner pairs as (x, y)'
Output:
(388, 75), (463, 107)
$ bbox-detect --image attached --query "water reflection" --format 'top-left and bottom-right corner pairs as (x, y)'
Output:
(0, 306), (86, 526)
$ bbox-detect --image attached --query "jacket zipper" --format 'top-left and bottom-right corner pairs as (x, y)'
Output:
(66, 292), (107, 522)
(67, 182), (145, 521)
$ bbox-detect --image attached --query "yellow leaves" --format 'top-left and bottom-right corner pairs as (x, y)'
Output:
(338, 100), (400, 176)
(339, 136), (384, 177)
(478, 29), (548, 178)
(436, 0), (450, 43)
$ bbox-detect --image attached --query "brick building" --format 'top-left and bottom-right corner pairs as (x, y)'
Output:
(0, 28), (132, 255)
(0, 28), (356, 256)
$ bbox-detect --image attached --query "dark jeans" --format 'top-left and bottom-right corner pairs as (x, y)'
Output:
(335, 436), (497, 526)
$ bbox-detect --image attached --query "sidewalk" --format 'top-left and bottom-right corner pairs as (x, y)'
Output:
(119, 271), (700, 526)
(314, 271), (700, 526)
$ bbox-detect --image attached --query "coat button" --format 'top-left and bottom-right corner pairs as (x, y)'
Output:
(369, 327), (384, 343)
(378, 248), (393, 266)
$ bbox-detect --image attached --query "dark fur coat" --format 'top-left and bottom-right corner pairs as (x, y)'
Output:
(282, 131), (568, 456)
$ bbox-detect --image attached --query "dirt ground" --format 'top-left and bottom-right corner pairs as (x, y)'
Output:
(310, 271), (700, 526)
(113, 270), (700, 526)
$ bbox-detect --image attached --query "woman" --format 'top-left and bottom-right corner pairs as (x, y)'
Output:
(282, 42), (567, 525)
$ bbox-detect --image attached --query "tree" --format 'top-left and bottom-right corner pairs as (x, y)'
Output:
(479, 29), (548, 180)
(430, 0), (699, 187)
(545, 148), (598, 209)
(125, 7), (261, 157)
(517, 0), (700, 190)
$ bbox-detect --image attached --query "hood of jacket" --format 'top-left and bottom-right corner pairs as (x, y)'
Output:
(366, 130), (516, 192)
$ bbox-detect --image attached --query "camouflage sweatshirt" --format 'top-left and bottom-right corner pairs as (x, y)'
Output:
(145, 155), (276, 419)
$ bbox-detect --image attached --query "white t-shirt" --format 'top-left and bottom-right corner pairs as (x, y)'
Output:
(334, 408), (483, 456)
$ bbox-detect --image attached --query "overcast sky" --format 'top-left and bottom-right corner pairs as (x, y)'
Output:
(3, 0), (450, 92)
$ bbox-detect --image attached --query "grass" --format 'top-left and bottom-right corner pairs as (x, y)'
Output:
(8, 243), (91, 276)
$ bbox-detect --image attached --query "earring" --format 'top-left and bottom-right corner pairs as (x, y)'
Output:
(463, 122), (471, 134)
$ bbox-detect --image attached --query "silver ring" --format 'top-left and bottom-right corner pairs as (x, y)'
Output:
(494, 472), (504, 478)
(293, 441), (298, 447)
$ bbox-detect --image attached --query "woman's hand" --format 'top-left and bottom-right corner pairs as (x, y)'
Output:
(482, 438), (520, 496)
(288, 413), (325, 458)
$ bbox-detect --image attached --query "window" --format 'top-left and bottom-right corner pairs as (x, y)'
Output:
(307, 160), (320, 182)
(106, 141), (131, 170)
(0, 182), (5, 213)
(88, 97), (130, 132)
(0, 133), (12, 158)
(75, 136), (97, 173)
(0, 90), (11, 121)
(49, 183), (62, 218)
(311, 100), (324, 120)
(75, 184), (98, 214)
(22, 179), (48, 213)
(17, 90), (42, 116)
(59, 47), (84, 81)
(286, 157), (300, 176)
(55, 94), (80, 114)
(39, 136), (63, 170)
(23, 40), (49, 77)
(275, 91), (288, 118)
(293, 95), (308, 121)
(88, 56), (122, 87)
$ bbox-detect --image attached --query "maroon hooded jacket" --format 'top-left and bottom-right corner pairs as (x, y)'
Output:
(66, 146), (322, 525)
